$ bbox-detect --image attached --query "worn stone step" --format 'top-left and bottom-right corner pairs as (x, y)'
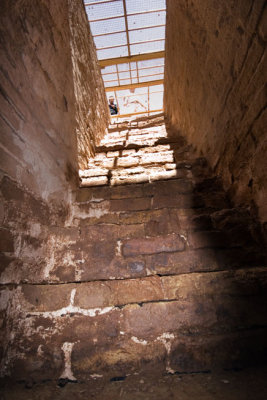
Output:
(13, 267), (267, 310)
(5, 268), (267, 379)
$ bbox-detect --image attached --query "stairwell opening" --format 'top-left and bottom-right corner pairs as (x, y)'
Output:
(0, 0), (266, 397)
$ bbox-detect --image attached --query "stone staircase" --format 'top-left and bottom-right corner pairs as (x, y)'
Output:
(7, 115), (267, 381)
(79, 114), (194, 187)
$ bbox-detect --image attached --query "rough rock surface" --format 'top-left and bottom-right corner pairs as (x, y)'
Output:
(164, 0), (267, 229)
(68, 0), (109, 167)
(0, 0), (266, 385)
(1, 116), (266, 380)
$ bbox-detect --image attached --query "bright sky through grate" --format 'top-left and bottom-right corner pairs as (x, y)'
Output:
(84, 0), (166, 117)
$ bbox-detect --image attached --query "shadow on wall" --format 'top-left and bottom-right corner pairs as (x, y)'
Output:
(163, 123), (267, 371)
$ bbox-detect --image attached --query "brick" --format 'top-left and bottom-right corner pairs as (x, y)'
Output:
(153, 194), (203, 209)
(76, 186), (111, 202)
(154, 179), (194, 195)
(110, 197), (151, 211)
(75, 276), (163, 308)
(140, 152), (174, 165)
(107, 151), (119, 157)
(21, 284), (73, 312)
(112, 166), (145, 176)
(122, 234), (185, 256)
(119, 209), (165, 225)
(145, 249), (220, 274)
(150, 169), (178, 181)
(118, 223), (145, 239)
(117, 156), (139, 167)
(79, 167), (108, 177)
(137, 144), (171, 154)
(144, 208), (180, 236)
(94, 152), (106, 161)
(122, 149), (136, 156)
(80, 176), (108, 187)
(165, 163), (177, 170)
(110, 184), (145, 199)
(111, 173), (149, 186)
(102, 158), (116, 168)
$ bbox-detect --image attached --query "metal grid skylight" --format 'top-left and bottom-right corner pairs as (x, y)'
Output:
(85, 0), (166, 60)
(84, 0), (166, 117)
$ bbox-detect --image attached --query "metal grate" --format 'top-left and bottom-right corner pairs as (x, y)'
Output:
(84, 0), (166, 117)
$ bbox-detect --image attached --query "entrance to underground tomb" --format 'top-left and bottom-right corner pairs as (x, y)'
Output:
(0, 0), (266, 393)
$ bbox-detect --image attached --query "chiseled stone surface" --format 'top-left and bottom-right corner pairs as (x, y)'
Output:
(1, 268), (267, 379)
(68, 0), (109, 168)
(0, 1), (267, 383)
(164, 0), (267, 227)
(79, 116), (190, 187)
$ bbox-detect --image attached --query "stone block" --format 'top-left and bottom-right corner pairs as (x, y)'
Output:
(112, 166), (145, 176)
(79, 167), (108, 177)
(140, 152), (174, 165)
(109, 184), (145, 199)
(150, 169), (178, 181)
(102, 158), (116, 168)
(118, 223), (145, 239)
(144, 208), (180, 237)
(165, 163), (177, 170)
(80, 176), (108, 187)
(117, 156), (139, 167)
(153, 194), (201, 209)
(75, 276), (163, 308)
(145, 249), (220, 275)
(137, 144), (171, 154)
(111, 173), (150, 185)
(107, 151), (119, 157)
(21, 284), (73, 312)
(110, 197), (151, 212)
(122, 234), (185, 256)
(122, 149), (136, 156)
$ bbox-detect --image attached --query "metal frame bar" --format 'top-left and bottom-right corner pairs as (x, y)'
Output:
(148, 85), (150, 116)
(122, 0), (130, 57)
(102, 64), (165, 76)
(85, 0), (117, 6)
(104, 72), (164, 84)
(85, 1), (166, 120)
(105, 79), (164, 92)
(89, 8), (166, 23)
(93, 24), (165, 38)
(111, 109), (163, 118)
(99, 51), (165, 67)
(97, 38), (164, 51)
(116, 90), (163, 99)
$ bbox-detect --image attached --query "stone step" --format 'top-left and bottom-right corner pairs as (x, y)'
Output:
(6, 267), (267, 379)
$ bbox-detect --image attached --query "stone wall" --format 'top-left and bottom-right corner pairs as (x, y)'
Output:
(0, 0), (108, 374)
(1, 118), (266, 380)
(164, 0), (267, 229)
(68, 0), (110, 169)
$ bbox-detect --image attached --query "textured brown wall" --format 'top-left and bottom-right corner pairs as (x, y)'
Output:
(68, 0), (110, 169)
(164, 0), (267, 227)
(0, 0), (108, 373)
(0, 0), (79, 204)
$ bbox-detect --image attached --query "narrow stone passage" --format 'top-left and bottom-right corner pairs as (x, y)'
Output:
(79, 114), (190, 187)
(1, 0), (266, 396)
(6, 115), (266, 382)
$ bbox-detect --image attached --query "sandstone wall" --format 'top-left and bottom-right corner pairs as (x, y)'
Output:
(164, 0), (267, 228)
(68, 0), (110, 169)
(0, 0), (108, 373)
(1, 118), (266, 380)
